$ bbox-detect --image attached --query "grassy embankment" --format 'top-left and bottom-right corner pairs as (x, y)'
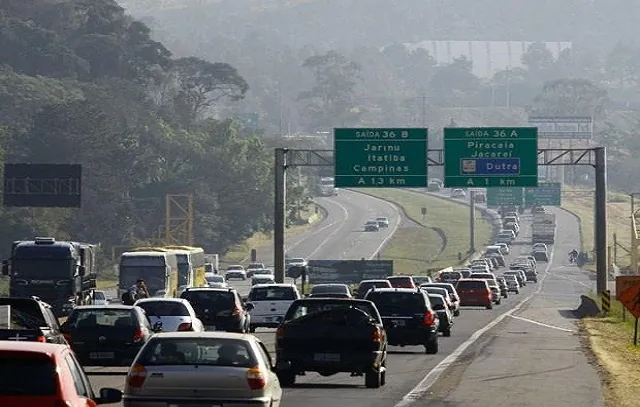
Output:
(360, 189), (493, 275)
(561, 185), (639, 407)
(0, 206), (323, 296)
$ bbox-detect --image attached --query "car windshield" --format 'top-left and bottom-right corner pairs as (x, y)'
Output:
(0, 353), (56, 396)
(249, 286), (296, 301)
(137, 301), (189, 317)
(366, 221), (378, 225)
(366, 292), (426, 314)
(138, 338), (258, 367)
(376, 217), (387, 221)
(94, 291), (106, 300)
(428, 295), (445, 307)
(422, 287), (447, 297)
(440, 272), (461, 280)
(206, 276), (224, 283)
(67, 308), (136, 328)
(252, 269), (273, 275)
(311, 285), (348, 294)
(285, 300), (379, 322)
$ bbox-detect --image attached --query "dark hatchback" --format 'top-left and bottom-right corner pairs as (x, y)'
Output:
(180, 288), (252, 332)
(355, 280), (392, 299)
(61, 305), (153, 366)
(364, 288), (439, 354)
(0, 296), (67, 344)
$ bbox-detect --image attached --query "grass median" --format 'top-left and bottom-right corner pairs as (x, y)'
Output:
(360, 189), (492, 275)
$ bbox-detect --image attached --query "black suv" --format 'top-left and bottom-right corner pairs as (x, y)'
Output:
(364, 288), (439, 354)
(180, 288), (253, 333)
(0, 296), (66, 344)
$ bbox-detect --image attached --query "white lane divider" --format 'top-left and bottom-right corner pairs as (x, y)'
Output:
(393, 247), (555, 407)
(305, 198), (350, 259)
(507, 314), (576, 333)
(285, 199), (350, 253)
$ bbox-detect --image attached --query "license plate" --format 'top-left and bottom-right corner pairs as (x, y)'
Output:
(393, 319), (406, 326)
(314, 353), (340, 362)
(89, 352), (114, 359)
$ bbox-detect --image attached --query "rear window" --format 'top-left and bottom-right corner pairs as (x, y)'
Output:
(137, 301), (189, 317)
(182, 291), (234, 309)
(227, 266), (244, 271)
(387, 277), (414, 287)
(137, 338), (258, 367)
(440, 272), (462, 280)
(249, 287), (296, 301)
(0, 353), (56, 395)
(358, 281), (391, 292)
(67, 309), (137, 328)
(366, 292), (427, 314)
(0, 300), (46, 329)
(456, 280), (488, 290)
(311, 285), (348, 294)
(285, 300), (380, 322)
(428, 295), (445, 307)
(94, 291), (106, 300)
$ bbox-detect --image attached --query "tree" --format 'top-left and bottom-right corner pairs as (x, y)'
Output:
(298, 51), (362, 130)
(531, 79), (609, 117)
(169, 57), (249, 127)
(428, 56), (479, 106)
(521, 42), (555, 82)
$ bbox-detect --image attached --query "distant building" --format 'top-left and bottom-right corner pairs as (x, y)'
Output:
(400, 41), (572, 78)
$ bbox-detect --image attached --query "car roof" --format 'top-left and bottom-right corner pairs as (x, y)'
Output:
(457, 278), (489, 283)
(135, 298), (189, 304)
(313, 283), (348, 287)
(359, 279), (390, 283)
(184, 287), (234, 293)
(251, 283), (295, 288)
(150, 331), (255, 340)
(388, 275), (412, 279)
(0, 341), (67, 354)
(72, 304), (136, 310)
(367, 288), (419, 293)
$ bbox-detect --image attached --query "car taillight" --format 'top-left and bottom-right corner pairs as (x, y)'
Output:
(423, 310), (435, 326)
(35, 335), (46, 343)
(372, 327), (383, 343)
(247, 366), (266, 390)
(177, 323), (193, 331)
(276, 327), (285, 339)
(133, 328), (144, 342)
(127, 364), (147, 388)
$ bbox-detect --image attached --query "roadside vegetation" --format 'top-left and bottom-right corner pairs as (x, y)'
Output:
(361, 189), (493, 275)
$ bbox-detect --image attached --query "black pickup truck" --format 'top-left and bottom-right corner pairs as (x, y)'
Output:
(275, 298), (388, 388)
(0, 297), (67, 344)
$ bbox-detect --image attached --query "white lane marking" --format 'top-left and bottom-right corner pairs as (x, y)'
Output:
(362, 195), (402, 260)
(285, 199), (348, 252)
(394, 246), (555, 406)
(507, 314), (576, 333)
(548, 272), (591, 288)
(305, 198), (350, 259)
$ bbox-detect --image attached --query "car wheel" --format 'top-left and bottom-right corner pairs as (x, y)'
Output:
(443, 328), (451, 337)
(425, 337), (439, 354)
(249, 325), (256, 333)
(365, 369), (382, 388)
(277, 369), (296, 387)
(486, 303), (493, 309)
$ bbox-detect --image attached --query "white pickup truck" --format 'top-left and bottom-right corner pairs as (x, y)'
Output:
(246, 284), (300, 332)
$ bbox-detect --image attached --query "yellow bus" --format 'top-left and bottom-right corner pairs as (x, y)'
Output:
(118, 250), (179, 299)
(164, 246), (206, 287)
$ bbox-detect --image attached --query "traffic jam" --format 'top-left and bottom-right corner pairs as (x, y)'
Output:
(0, 208), (549, 406)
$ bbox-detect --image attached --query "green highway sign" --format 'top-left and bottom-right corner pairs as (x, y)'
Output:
(486, 188), (524, 206)
(334, 128), (428, 188)
(443, 127), (538, 188)
(525, 182), (562, 206)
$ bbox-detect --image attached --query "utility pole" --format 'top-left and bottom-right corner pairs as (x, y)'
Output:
(274, 149), (287, 283)
(595, 147), (608, 293)
(469, 189), (476, 253)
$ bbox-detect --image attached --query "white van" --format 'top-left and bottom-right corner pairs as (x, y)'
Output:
(246, 284), (300, 332)
(485, 245), (502, 256)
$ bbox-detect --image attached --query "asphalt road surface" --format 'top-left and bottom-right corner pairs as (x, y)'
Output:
(87, 188), (403, 403)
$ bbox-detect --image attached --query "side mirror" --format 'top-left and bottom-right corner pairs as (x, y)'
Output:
(1, 260), (8, 276)
(245, 302), (255, 311)
(78, 265), (86, 276)
(96, 388), (122, 405)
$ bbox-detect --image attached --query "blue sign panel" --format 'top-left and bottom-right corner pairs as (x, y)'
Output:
(459, 158), (521, 176)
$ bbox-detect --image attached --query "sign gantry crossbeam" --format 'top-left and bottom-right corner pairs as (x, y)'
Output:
(280, 148), (599, 167)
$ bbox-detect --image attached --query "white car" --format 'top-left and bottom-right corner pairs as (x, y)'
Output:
(134, 298), (204, 332)
(205, 274), (226, 286)
(93, 290), (108, 305)
(451, 188), (466, 198)
(286, 257), (307, 268)
(225, 265), (247, 280)
(247, 284), (300, 332)
(376, 217), (390, 228)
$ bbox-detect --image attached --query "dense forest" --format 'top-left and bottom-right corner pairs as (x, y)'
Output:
(0, 0), (311, 262)
(3, 0), (640, 264)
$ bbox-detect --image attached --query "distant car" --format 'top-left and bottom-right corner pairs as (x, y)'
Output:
(532, 243), (548, 252)
(308, 284), (352, 298)
(205, 274), (226, 286)
(533, 250), (549, 262)
(134, 298), (205, 333)
(502, 274), (520, 294)
(387, 276), (416, 289)
(247, 262), (265, 271)
(376, 217), (390, 228)
(496, 243), (510, 255)
(225, 265), (247, 281)
(286, 257), (308, 268)
(364, 220), (380, 231)
(61, 305), (154, 366)
(252, 275), (276, 286)
(123, 332), (282, 406)
(451, 188), (466, 198)
(420, 282), (461, 317)
(411, 276), (432, 286)
(247, 284), (300, 331)
(427, 294), (454, 337)
(0, 342), (122, 406)
(93, 290), (108, 305)
(455, 279), (493, 309)
(355, 279), (392, 299)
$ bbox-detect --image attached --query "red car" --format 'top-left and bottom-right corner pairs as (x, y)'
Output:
(387, 276), (416, 289)
(455, 278), (493, 309)
(0, 341), (122, 407)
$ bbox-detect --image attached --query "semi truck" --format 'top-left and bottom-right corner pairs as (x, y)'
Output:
(319, 177), (338, 196)
(1, 237), (98, 316)
(532, 213), (556, 244)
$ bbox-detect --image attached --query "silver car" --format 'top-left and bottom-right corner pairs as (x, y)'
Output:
(134, 298), (204, 333)
(123, 332), (282, 407)
(502, 274), (520, 294)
